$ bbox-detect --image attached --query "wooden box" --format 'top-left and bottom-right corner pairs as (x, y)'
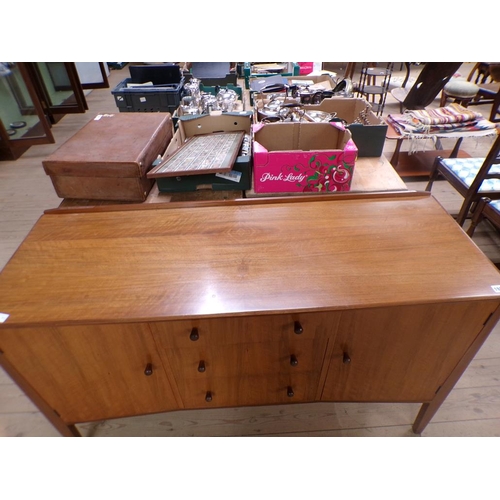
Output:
(42, 113), (174, 201)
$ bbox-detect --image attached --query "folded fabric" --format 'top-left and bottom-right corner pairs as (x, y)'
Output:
(406, 103), (483, 126)
(387, 104), (497, 136)
(387, 115), (495, 134)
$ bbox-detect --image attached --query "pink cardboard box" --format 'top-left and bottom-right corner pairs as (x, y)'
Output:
(252, 121), (358, 193)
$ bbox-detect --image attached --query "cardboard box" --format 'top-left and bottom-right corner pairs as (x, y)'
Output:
(252, 121), (357, 194)
(42, 113), (174, 201)
(244, 62), (300, 89)
(173, 101), (245, 122)
(297, 62), (314, 75)
(250, 74), (338, 106)
(152, 112), (253, 192)
(285, 74), (337, 91)
(302, 98), (387, 157)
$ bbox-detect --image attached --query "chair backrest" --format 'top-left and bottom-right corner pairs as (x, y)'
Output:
(466, 133), (500, 194)
(455, 132), (500, 225)
(403, 62), (463, 109)
(489, 64), (500, 83)
(468, 63), (500, 84)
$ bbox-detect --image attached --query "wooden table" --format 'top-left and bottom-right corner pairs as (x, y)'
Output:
(386, 120), (471, 178)
(52, 184), (244, 212)
(50, 155), (407, 211)
(1, 192), (500, 436)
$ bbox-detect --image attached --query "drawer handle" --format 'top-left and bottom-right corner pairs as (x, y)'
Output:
(287, 386), (294, 398)
(190, 328), (199, 341)
(294, 321), (303, 335)
(290, 354), (298, 367)
(205, 391), (212, 403)
(144, 363), (153, 376)
(343, 352), (351, 364)
(198, 360), (206, 372)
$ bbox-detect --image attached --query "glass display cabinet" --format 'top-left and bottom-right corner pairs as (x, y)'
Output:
(23, 62), (88, 124)
(0, 62), (55, 161)
(75, 62), (110, 90)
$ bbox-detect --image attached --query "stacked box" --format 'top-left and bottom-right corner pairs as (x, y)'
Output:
(248, 74), (336, 107)
(252, 121), (358, 194)
(302, 98), (388, 157)
(111, 64), (184, 114)
(149, 113), (253, 192)
(42, 113), (174, 201)
(253, 97), (387, 157)
(112, 78), (184, 114)
(184, 72), (238, 87)
(244, 62), (300, 89)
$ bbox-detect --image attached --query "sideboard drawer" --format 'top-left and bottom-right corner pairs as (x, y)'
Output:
(149, 311), (340, 348)
(151, 313), (337, 408)
(178, 371), (322, 409)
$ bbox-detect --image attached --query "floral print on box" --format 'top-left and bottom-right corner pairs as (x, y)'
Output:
(299, 152), (353, 192)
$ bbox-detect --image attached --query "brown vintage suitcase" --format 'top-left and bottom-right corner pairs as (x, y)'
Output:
(42, 113), (174, 201)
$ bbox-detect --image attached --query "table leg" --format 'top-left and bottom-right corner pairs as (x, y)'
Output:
(390, 138), (403, 167)
(450, 137), (464, 157)
(401, 62), (411, 88)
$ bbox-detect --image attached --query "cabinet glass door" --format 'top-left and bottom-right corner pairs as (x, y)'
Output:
(75, 62), (110, 89)
(0, 62), (54, 158)
(26, 62), (88, 119)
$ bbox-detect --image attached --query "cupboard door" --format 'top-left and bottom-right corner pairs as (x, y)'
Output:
(150, 312), (339, 408)
(321, 302), (496, 402)
(0, 323), (179, 423)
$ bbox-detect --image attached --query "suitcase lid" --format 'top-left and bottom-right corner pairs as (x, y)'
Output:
(42, 113), (173, 178)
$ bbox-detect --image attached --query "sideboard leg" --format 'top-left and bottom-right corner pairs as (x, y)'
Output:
(66, 424), (82, 437)
(412, 305), (500, 434)
(0, 352), (81, 437)
(412, 403), (434, 434)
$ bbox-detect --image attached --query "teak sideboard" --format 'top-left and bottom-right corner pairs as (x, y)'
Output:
(1, 192), (500, 436)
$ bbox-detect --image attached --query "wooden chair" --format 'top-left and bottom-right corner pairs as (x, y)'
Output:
(390, 62), (462, 112)
(467, 63), (500, 123)
(356, 62), (394, 116)
(466, 197), (500, 237)
(425, 132), (500, 226)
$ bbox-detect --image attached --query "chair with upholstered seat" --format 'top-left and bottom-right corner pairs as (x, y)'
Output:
(425, 132), (500, 226)
(390, 62), (462, 112)
(439, 78), (479, 108)
(466, 197), (500, 237)
(467, 63), (500, 123)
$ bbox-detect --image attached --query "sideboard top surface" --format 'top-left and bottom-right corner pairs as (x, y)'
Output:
(1, 194), (500, 327)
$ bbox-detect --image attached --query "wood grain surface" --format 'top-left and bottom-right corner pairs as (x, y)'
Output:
(1, 193), (500, 328)
(1, 63), (500, 438)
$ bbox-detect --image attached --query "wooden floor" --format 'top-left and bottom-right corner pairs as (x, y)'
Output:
(1, 63), (500, 437)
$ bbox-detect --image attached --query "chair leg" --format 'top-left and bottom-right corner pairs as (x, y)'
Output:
(425, 156), (443, 191)
(450, 137), (464, 157)
(489, 92), (500, 122)
(439, 91), (447, 108)
(456, 194), (477, 227)
(467, 197), (490, 237)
